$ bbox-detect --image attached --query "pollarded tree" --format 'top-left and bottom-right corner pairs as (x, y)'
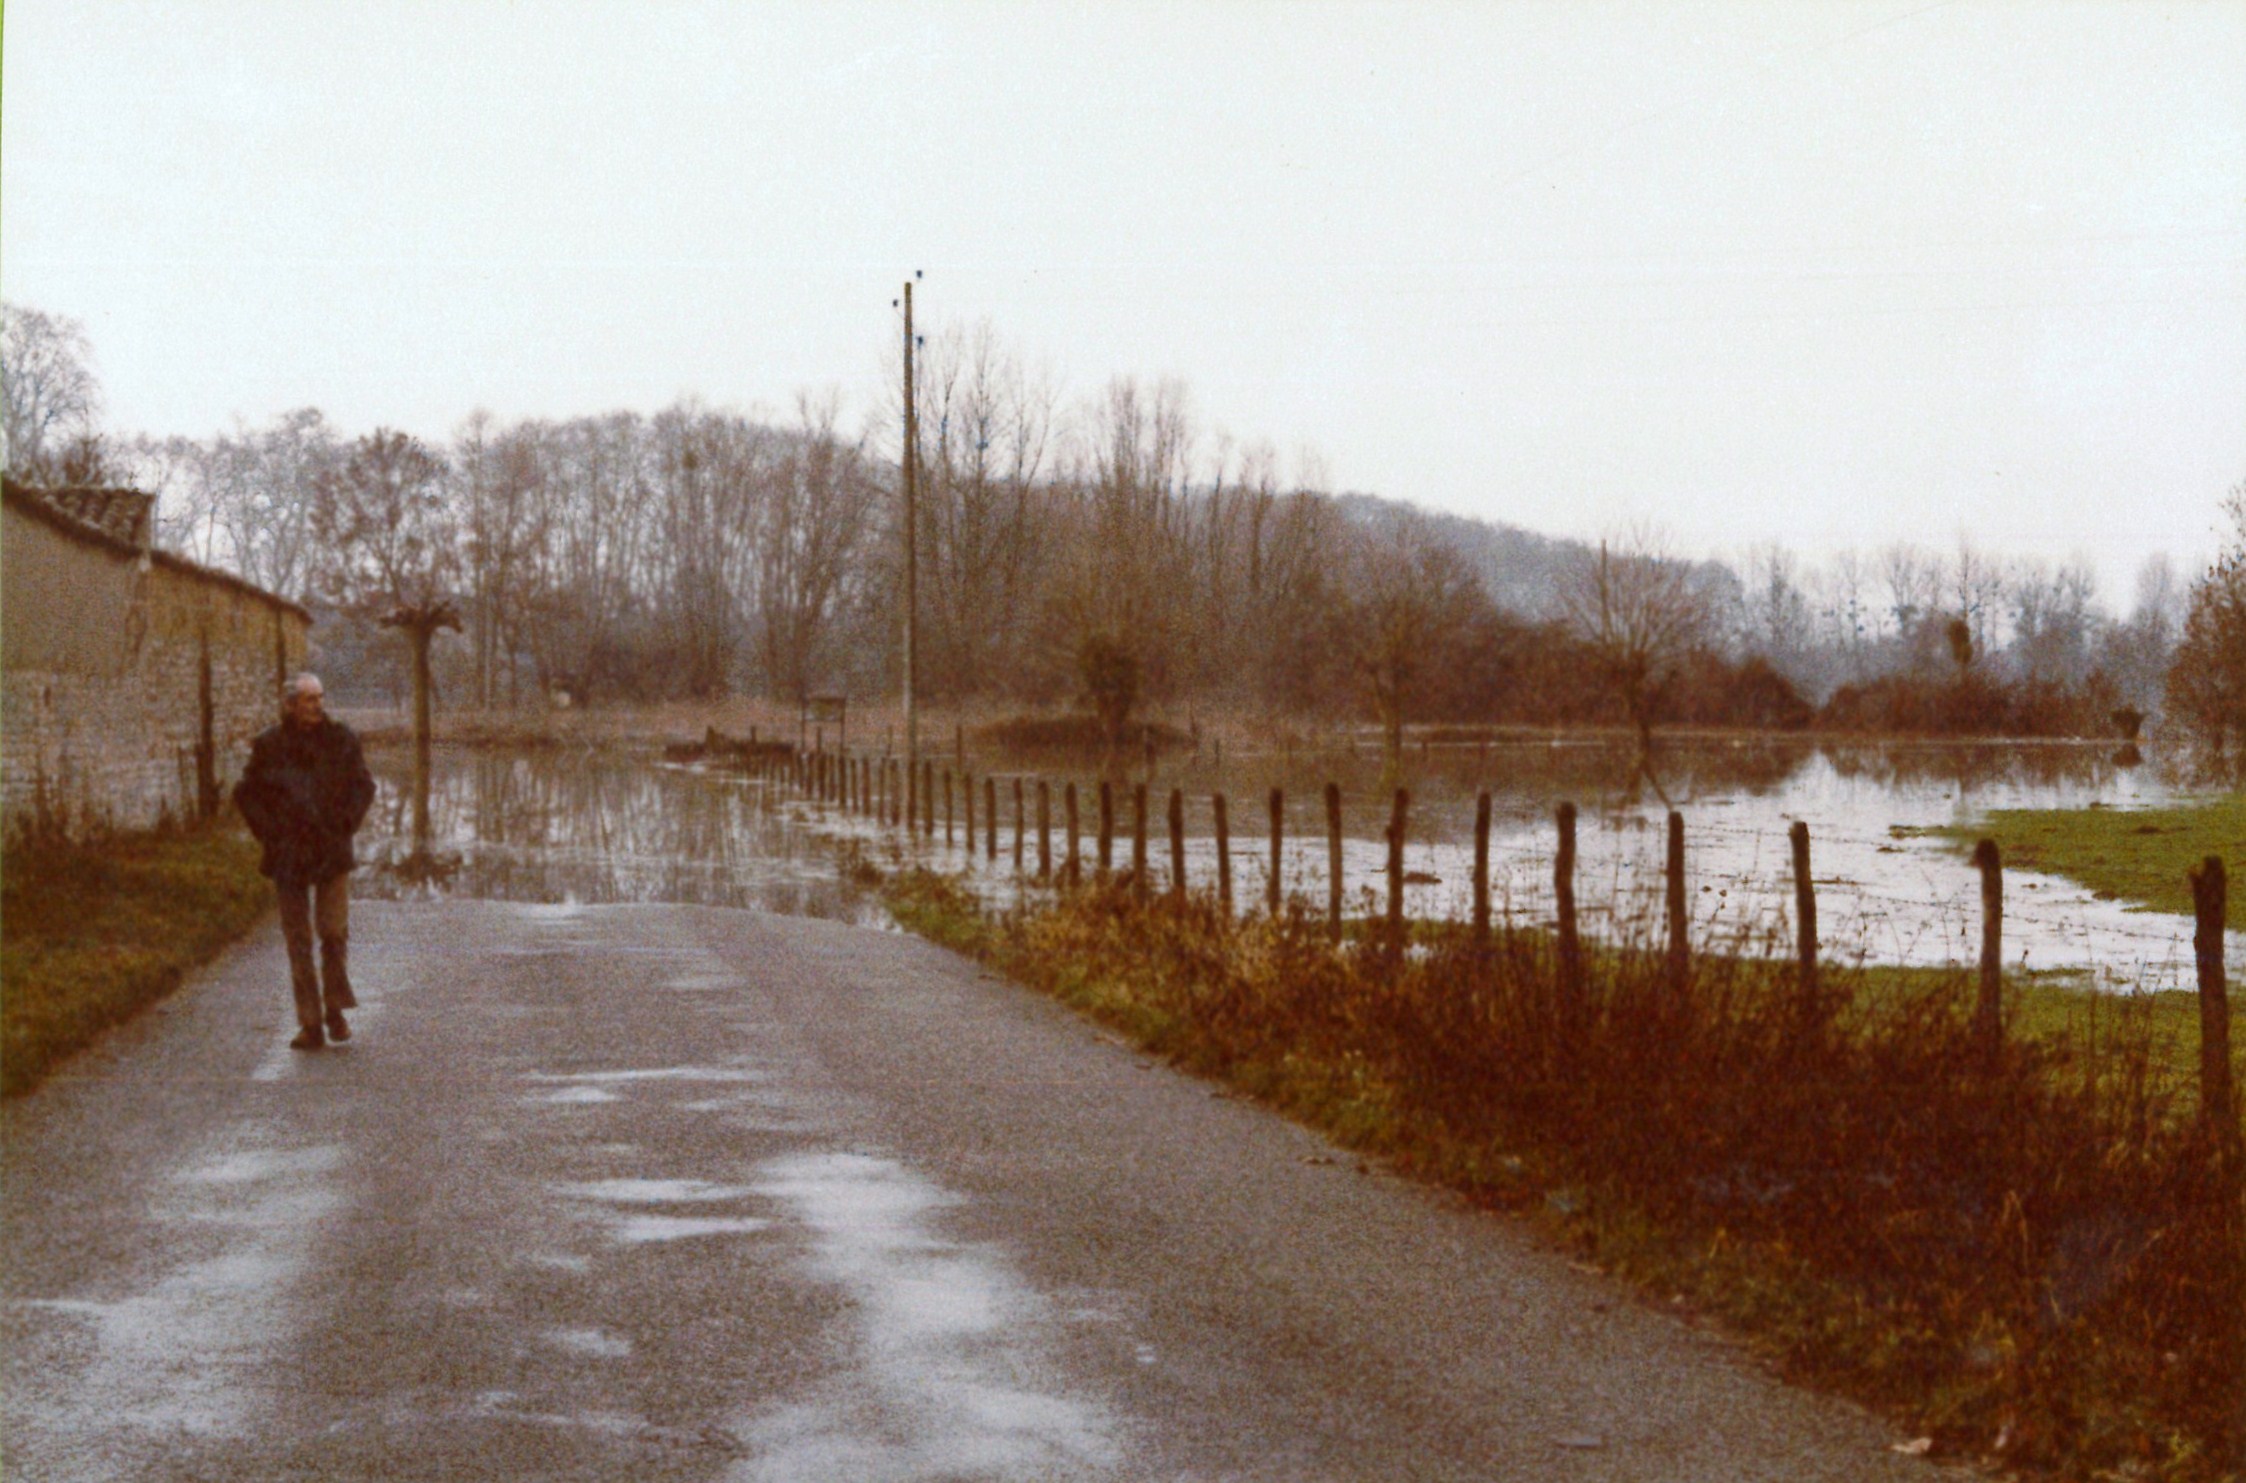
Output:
(312, 428), (460, 839)
(2164, 483), (2246, 766)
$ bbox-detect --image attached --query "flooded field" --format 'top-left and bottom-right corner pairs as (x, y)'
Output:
(354, 747), (891, 928)
(360, 734), (2238, 993)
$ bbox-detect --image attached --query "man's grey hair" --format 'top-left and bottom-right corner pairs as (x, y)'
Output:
(287, 672), (325, 699)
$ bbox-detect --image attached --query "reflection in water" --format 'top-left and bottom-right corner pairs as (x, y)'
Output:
(917, 734), (2226, 993)
(357, 736), (2228, 992)
(356, 748), (889, 928)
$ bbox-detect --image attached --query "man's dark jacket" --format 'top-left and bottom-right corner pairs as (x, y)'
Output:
(233, 718), (377, 885)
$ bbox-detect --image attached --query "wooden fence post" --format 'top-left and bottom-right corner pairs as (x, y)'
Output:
(923, 760), (934, 837)
(1037, 779), (1051, 882)
(1013, 777), (1025, 873)
(2192, 857), (2236, 1155)
(1974, 839), (2004, 1065)
(1099, 780), (1114, 877)
(944, 768), (954, 845)
(1474, 792), (1492, 953)
(907, 748), (917, 834)
(1132, 783), (1149, 898)
(1326, 782), (1344, 943)
(963, 770), (976, 854)
(1065, 781), (1081, 885)
(1790, 820), (1819, 1014)
(985, 776), (998, 860)
(1556, 801), (1581, 1005)
(1666, 810), (1688, 987)
(1268, 787), (1285, 917)
(1386, 788), (1409, 961)
(1168, 788), (1186, 900)
(1214, 792), (1232, 914)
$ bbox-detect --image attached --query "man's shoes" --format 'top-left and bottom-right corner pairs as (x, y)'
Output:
(325, 1010), (351, 1043)
(289, 1026), (326, 1051)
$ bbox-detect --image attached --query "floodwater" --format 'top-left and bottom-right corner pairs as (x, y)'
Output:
(354, 748), (891, 928)
(359, 734), (2239, 993)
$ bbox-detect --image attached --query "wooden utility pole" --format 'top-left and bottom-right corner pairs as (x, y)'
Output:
(901, 277), (921, 833)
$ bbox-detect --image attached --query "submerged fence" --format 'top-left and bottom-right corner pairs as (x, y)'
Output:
(750, 743), (2237, 1148)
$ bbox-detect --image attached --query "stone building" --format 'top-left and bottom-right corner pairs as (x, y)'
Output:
(2, 477), (311, 840)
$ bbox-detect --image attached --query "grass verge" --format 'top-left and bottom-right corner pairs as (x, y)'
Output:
(2, 815), (271, 1097)
(1928, 794), (2246, 931)
(886, 868), (2244, 1482)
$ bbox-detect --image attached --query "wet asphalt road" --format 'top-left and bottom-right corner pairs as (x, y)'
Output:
(3, 900), (1933, 1481)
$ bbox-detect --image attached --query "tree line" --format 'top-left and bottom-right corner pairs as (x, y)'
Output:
(6, 300), (2239, 763)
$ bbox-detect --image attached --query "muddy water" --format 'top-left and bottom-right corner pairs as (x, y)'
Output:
(361, 737), (2234, 993)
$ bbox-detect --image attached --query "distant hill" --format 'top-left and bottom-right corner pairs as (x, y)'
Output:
(1331, 493), (1595, 621)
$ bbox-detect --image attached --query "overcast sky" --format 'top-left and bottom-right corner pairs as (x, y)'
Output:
(4, 1), (2242, 604)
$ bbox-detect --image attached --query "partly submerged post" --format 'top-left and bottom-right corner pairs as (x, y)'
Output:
(1168, 788), (1186, 900)
(1474, 791), (1493, 953)
(1065, 781), (1081, 885)
(985, 776), (998, 860)
(1326, 782), (1344, 943)
(963, 769), (976, 854)
(1037, 779), (1052, 882)
(1556, 801), (1582, 1006)
(1665, 810), (1688, 987)
(1098, 780), (1114, 878)
(2193, 857), (2236, 1158)
(1974, 838), (2004, 1066)
(1132, 783), (1149, 898)
(1214, 792), (1232, 914)
(1790, 820), (1819, 1013)
(1268, 787), (1285, 917)
(1012, 777), (1025, 873)
(1386, 788), (1409, 962)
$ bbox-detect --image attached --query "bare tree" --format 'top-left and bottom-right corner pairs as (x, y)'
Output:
(312, 428), (460, 839)
(1560, 525), (1712, 756)
(915, 321), (1055, 700)
(1341, 507), (1484, 769)
(1878, 542), (1941, 640)
(753, 391), (876, 703)
(1, 302), (103, 484)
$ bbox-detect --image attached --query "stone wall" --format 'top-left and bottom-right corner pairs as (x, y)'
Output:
(2, 496), (310, 840)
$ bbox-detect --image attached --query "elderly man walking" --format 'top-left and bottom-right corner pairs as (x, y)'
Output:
(234, 673), (377, 1050)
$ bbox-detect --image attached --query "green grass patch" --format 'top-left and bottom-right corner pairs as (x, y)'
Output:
(1850, 964), (2234, 1103)
(1925, 793), (2246, 930)
(2, 816), (272, 1096)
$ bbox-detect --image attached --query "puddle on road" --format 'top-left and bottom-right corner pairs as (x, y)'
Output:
(6, 1130), (346, 1472)
(551, 1175), (772, 1246)
(554, 1178), (760, 1204)
(541, 1325), (633, 1359)
(730, 1151), (1125, 1482)
(528, 1066), (765, 1085)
